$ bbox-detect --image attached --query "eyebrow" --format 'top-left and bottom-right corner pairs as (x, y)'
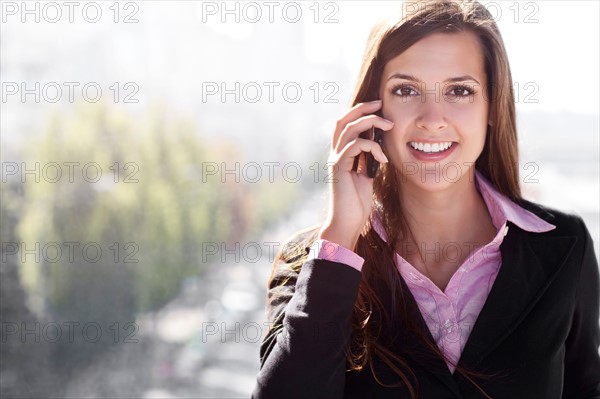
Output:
(387, 73), (480, 85)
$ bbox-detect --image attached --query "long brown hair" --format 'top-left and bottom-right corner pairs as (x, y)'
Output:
(269, 1), (521, 397)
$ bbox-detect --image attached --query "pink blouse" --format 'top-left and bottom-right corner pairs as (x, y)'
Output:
(308, 170), (556, 373)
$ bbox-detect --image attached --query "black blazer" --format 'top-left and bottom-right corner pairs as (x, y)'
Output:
(252, 201), (600, 398)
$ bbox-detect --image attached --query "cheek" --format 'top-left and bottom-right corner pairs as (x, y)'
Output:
(381, 123), (413, 166)
(381, 106), (411, 155)
(382, 102), (421, 140)
(447, 102), (488, 139)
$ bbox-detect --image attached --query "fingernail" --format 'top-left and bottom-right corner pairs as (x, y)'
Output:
(370, 99), (382, 103)
(384, 118), (394, 125)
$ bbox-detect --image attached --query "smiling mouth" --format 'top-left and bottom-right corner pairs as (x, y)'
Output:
(408, 141), (455, 153)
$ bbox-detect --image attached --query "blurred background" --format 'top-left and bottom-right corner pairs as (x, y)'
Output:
(1, 1), (598, 398)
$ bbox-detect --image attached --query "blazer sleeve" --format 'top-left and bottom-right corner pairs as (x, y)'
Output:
(252, 255), (362, 399)
(562, 217), (600, 398)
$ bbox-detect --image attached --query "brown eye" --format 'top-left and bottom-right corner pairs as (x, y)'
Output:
(393, 85), (418, 97)
(448, 86), (473, 97)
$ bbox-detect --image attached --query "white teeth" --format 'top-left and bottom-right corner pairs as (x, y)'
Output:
(409, 141), (453, 153)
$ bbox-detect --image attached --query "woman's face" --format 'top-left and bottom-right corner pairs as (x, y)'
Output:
(379, 31), (489, 193)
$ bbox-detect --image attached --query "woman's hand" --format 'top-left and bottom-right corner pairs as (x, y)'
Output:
(318, 100), (393, 250)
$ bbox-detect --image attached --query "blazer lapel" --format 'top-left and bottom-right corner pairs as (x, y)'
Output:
(380, 202), (578, 394)
(457, 221), (578, 368)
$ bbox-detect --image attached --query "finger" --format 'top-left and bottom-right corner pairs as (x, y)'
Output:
(335, 115), (393, 153)
(331, 100), (383, 149)
(337, 138), (389, 172)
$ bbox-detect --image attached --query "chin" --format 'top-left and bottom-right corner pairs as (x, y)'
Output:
(393, 161), (473, 193)
(402, 173), (456, 192)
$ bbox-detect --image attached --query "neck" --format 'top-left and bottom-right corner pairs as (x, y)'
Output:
(399, 170), (492, 249)
(393, 169), (498, 290)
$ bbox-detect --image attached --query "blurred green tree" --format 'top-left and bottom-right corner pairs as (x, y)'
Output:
(16, 103), (302, 330)
(4, 101), (309, 395)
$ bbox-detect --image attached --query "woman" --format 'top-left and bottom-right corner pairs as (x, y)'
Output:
(252, 0), (600, 397)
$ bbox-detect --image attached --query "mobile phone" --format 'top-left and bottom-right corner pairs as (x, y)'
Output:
(352, 111), (384, 178)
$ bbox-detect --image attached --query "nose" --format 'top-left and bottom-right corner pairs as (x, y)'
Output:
(415, 94), (448, 132)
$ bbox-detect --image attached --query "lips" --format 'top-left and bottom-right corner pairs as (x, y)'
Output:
(409, 141), (453, 153)
(407, 141), (457, 161)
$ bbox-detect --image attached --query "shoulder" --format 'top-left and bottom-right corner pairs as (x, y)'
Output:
(516, 198), (589, 237)
(266, 225), (321, 306)
(275, 224), (322, 265)
(516, 199), (598, 277)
